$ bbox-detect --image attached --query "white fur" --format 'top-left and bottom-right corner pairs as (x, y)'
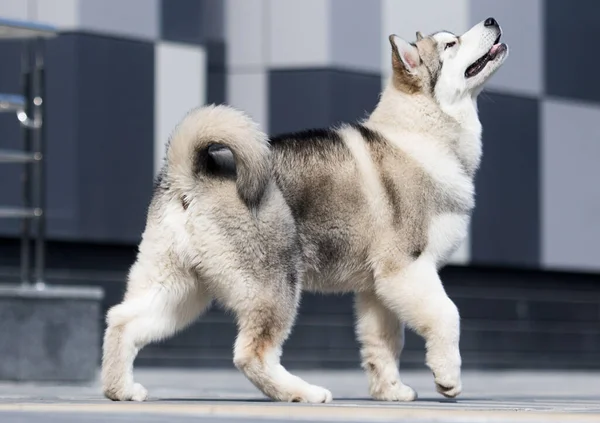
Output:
(233, 334), (332, 403)
(373, 119), (475, 210)
(355, 291), (417, 401)
(362, 18), (508, 401)
(426, 213), (470, 266)
(101, 18), (508, 405)
(373, 256), (462, 398)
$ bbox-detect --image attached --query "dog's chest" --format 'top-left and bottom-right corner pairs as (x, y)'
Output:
(379, 129), (475, 264)
(419, 147), (473, 264)
(382, 129), (475, 211)
(425, 212), (469, 265)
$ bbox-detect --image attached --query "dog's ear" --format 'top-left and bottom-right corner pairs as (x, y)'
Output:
(416, 31), (424, 41)
(389, 34), (420, 74)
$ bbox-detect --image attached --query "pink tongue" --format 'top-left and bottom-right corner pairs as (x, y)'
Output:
(489, 44), (501, 55)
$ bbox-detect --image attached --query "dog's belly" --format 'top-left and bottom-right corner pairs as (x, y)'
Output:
(302, 262), (374, 294)
(295, 227), (375, 294)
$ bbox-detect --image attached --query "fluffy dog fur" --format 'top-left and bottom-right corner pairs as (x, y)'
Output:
(102, 18), (508, 403)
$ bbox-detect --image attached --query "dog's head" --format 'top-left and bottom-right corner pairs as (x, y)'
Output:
(388, 17), (508, 105)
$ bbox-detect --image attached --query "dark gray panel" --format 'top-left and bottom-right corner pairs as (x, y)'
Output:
(527, 300), (600, 322)
(200, 0), (225, 43)
(73, 34), (154, 243)
(207, 69), (226, 105)
(161, 0), (203, 44)
(0, 40), (29, 237)
(0, 238), (138, 271)
(161, 0), (224, 46)
(0, 34), (154, 244)
(0, 38), (81, 239)
(471, 92), (540, 267)
(206, 40), (226, 70)
(268, 69), (380, 135)
(460, 328), (600, 354)
(269, 70), (332, 134)
(331, 70), (381, 124)
(546, 0), (600, 102)
(44, 35), (81, 238)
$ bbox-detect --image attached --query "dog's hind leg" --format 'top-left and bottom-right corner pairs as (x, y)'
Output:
(355, 291), (417, 401)
(374, 257), (462, 399)
(228, 279), (332, 403)
(101, 261), (211, 401)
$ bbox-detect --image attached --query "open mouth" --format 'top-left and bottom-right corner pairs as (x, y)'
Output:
(465, 34), (506, 78)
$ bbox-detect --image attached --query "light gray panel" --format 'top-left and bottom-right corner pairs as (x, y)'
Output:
(267, 0), (330, 68)
(35, 0), (80, 29)
(80, 0), (159, 40)
(542, 99), (600, 272)
(154, 42), (206, 175)
(330, 0), (381, 73)
(225, 0), (266, 70)
(227, 70), (268, 130)
(0, 0), (29, 20)
(469, 0), (543, 96)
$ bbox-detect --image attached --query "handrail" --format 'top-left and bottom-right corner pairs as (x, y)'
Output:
(0, 149), (38, 163)
(0, 18), (57, 288)
(0, 94), (25, 112)
(0, 207), (41, 219)
(0, 18), (57, 39)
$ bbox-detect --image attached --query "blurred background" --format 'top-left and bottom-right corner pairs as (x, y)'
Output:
(0, 0), (598, 375)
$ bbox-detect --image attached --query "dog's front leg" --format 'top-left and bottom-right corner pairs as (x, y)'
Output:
(354, 291), (417, 401)
(374, 257), (462, 398)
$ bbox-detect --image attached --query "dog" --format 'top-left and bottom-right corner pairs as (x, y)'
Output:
(101, 17), (508, 403)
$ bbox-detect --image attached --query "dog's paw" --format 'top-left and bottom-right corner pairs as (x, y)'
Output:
(104, 382), (148, 402)
(434, 374), (461, 398)
(371, 382), (417, 402)
(130, 383), (149, 401)
(429, 350), (462, 399)
(290, 384), (333, 403)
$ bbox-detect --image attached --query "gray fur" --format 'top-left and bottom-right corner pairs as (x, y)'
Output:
(101, 20), (509, 404)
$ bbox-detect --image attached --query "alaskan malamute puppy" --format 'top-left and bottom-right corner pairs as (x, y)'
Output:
(102, 18), (508, 403)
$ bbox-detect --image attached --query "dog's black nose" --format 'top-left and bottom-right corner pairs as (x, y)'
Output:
(484, 17), (498, 27)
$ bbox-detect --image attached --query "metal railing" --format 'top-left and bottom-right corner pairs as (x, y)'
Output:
(0, 18), (57, 288)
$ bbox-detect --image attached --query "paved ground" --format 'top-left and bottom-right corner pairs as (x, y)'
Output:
(1, 368), (599, 422)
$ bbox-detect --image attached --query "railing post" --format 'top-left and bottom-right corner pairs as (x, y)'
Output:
(19, 40), (32, 286)
(32, 38), (46, 288)
(0, 19), (56, 287)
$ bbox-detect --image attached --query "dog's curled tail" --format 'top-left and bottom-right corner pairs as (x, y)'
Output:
(166, 104), (271, 207)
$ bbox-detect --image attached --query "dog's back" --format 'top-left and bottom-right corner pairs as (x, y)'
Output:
(146, 105), (434, 296)
(101, 16), (509, 405)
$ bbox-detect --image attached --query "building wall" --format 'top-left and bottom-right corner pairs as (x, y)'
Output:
(0, 0), (598, 274)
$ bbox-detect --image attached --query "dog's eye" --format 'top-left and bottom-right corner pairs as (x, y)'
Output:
(445, 41), (456, 50)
